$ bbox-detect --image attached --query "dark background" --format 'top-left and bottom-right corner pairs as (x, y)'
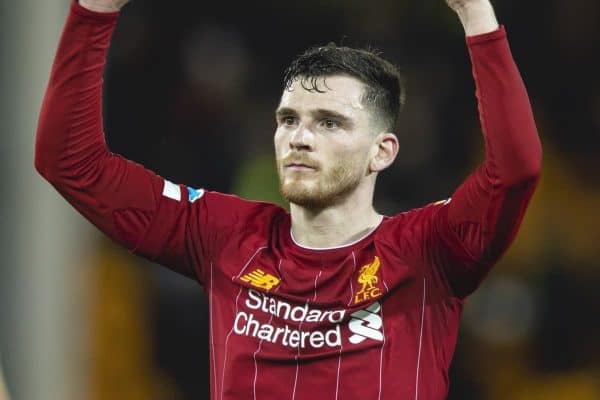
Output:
(96, 1), (599, 399)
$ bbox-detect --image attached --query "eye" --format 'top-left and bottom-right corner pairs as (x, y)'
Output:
(321, 119), (340, 130)
(280, 116), (298, 127)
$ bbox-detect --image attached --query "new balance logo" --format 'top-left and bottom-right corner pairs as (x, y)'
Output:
(348, 302), (384, 344)
(240, 269), (280, 291)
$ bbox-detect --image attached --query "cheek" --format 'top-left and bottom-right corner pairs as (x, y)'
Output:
(335, 144), (370, 171)
(330, 137), (366, 159)
(273, 130), (285, 155)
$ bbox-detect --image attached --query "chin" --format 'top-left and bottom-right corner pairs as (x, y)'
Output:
(279, 181), (355, 209)
(283, 192), (335, 209)
(279, 181), (321, 208)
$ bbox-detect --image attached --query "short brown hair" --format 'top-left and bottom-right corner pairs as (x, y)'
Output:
(283, 43), (405, 132)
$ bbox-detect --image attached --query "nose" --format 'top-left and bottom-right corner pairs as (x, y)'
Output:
(289, 124), (314, 151)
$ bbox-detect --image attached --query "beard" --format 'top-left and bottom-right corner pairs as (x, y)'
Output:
(277, 154), (365, 209)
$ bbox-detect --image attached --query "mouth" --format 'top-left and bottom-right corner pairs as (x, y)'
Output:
(285, 163), (318, 171)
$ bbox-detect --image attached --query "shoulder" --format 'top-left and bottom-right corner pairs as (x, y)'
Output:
(200, 192), (289, 263)
(376, 198), (452, 246)
(200, 191), (288, 228)
(381, 198), (451, 230)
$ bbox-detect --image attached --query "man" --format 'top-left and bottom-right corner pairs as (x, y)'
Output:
(35, 0), (541, 398)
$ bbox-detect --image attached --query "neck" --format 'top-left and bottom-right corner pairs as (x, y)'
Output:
(289, 183), (382, 249)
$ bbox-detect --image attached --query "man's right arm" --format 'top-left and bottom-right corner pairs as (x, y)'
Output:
(35, 1), (203, 280)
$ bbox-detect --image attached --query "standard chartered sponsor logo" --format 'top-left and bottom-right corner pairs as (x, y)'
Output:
(234, 290), (344, 349)
(233, 290), (384, 349)
(348, 302), (384, 344)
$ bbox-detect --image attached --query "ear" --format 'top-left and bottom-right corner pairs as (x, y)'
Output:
(369, 133), (399, 173)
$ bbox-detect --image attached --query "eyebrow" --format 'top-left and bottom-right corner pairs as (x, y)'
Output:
(275, 107), (298, 119)
(275, 107), (355, 128)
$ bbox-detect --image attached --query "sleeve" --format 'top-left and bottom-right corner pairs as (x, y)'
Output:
(34, 1), (216, 282)
(422, 27), (542, 298)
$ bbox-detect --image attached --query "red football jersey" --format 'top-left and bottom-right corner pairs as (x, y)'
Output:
(35, 2), (541, 399)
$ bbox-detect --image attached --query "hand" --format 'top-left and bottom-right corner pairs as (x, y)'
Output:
(445, 0), (492, 14)
(79, 0), (130, 13)
(445, 0), (499, 36)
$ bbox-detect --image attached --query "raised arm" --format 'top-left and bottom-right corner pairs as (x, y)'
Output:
(35, 0), (203, 280)
(425, 0), (542, 297)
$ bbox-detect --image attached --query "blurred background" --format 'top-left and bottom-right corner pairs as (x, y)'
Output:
(0, 0), (599, 399)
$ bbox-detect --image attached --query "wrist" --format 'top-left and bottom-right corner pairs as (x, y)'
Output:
(455, 2), (499, 36)
(78, 0), (121, 13)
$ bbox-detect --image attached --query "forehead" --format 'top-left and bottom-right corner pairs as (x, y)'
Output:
(278, 75), (366, 115)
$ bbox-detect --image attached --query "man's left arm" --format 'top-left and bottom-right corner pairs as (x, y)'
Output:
(427, 0), (542, 297)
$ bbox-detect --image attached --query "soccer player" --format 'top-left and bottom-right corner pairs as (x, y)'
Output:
(35, 0), (541, 398)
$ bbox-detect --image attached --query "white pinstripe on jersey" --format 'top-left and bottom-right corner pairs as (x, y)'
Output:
(291, 267), (322, 400)
(347, 251), (358, 307)
(336, 251), (358, 399)
(252, 312), (275, 400)
(251, 260), (282, 400)
(220, 246), (267, 400)
(414, 278), (427, 400)
(210, 262), (218, 398)
(377, 274), (390, 399)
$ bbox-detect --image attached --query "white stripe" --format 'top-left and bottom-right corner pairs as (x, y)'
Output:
(220, 247), (267, 400)
(162, 179), (181, 201)
(335, 334), (343, 400)
(313, 270), (322, 302)
(273, 261), (283, 294)
(220, 287), (244, 400)
(291, 366), (299, 399)
(210, 262), (218, 398)
(377, 301), (386, 400)
(378, 270), (391, 399)
(233, 246), (267, 280)
(290, 304), (305, 400)
(291, 270), (322, 400)
(347, 251), (357, 306)
(414, 278), (427, 400)
(339, 252), (357, 398)
(382, 261), (390, 294)
(252, 268), (282, 400)
(252, 314), (274, 400)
